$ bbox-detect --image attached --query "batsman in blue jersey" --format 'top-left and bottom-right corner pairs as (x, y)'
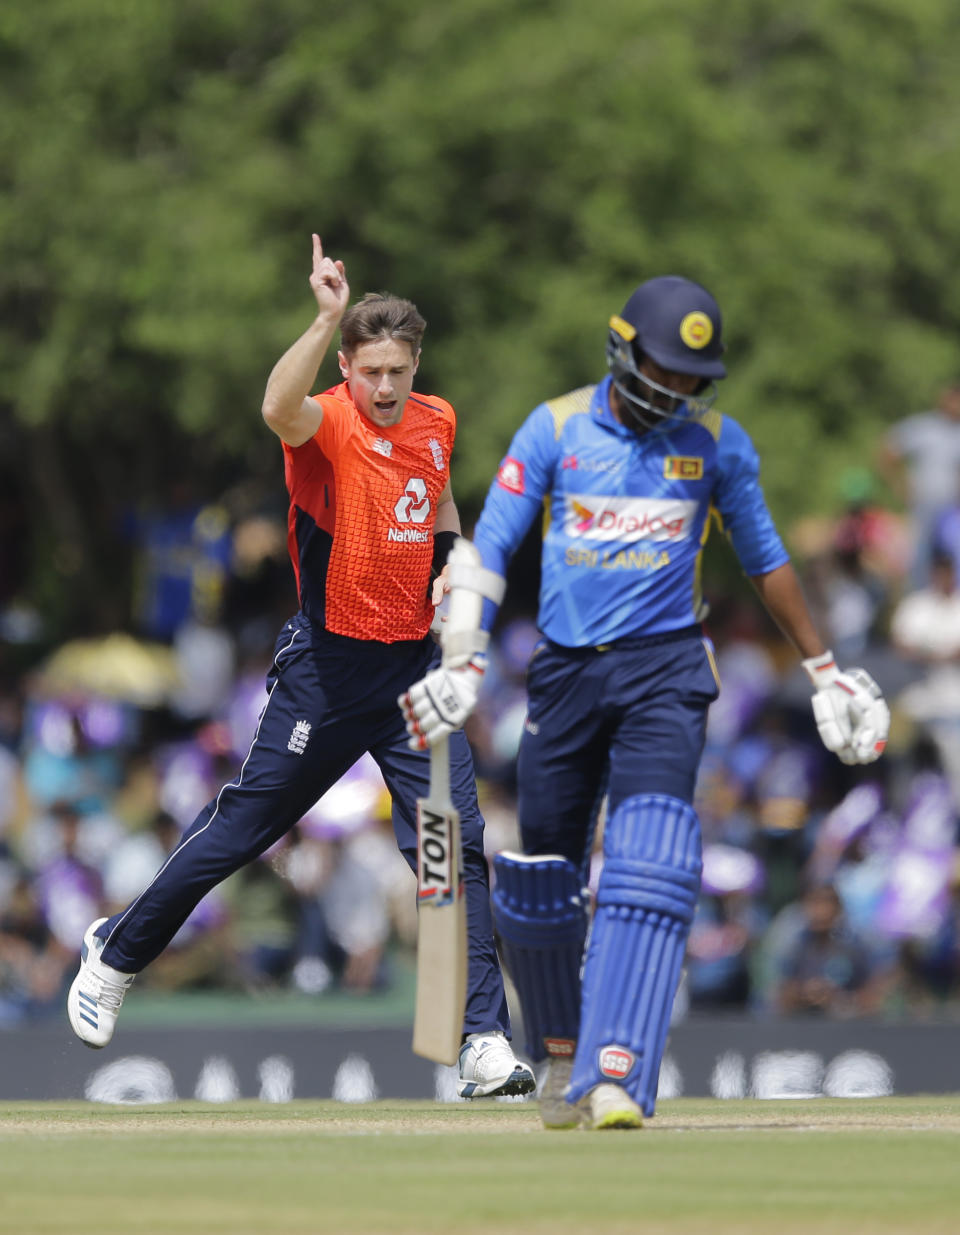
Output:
(401, 276), (890, 1130)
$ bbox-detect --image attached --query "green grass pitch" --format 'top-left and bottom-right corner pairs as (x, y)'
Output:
(3, 1097), (960, 1234)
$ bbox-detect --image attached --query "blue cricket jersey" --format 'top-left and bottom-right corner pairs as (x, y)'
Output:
(473, 376), (789, 647)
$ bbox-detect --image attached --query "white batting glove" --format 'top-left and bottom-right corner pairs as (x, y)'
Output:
(801, 651), (890, 765)
(399, 654), (487, 750)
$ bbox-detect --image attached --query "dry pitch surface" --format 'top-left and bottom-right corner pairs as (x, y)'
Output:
(3, 1097), (960, 1234)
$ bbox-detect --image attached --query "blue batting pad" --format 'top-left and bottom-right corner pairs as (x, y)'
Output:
(567, 794), (701, 1115)
(492, 852), (587, 1063)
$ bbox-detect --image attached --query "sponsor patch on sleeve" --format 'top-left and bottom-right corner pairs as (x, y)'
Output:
(497, 456), (526, 495)
(663, 455), (703, 480)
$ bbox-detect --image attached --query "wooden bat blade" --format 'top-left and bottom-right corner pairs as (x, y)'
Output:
(412, 743), (467, 1065)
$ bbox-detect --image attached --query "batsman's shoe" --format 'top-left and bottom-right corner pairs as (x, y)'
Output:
(584, 1083), (644, 1131)
(67, 918), (136, 1048)
(457, 1031), (536, 1099)
(538, 1056), (586, 1130)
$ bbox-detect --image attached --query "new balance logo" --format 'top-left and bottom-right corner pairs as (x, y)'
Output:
(287, 720), (311, 754)
(428, 438), (444, 471)
(372, 437), (393, 458)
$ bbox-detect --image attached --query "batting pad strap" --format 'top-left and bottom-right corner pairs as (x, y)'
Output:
(447, 556), (506, 606)
(492, 852), (587, 1063)
(598, 861), (699, 923)
(568, 795), (701, 1115)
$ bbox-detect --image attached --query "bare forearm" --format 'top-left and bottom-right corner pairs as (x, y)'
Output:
(262, 313), (340, 423)
(263, 235), (350, 446)
(434, 491), (461, 536)
(749, 561), (828, 660)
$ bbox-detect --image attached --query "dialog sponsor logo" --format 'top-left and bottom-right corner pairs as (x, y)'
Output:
(564, 494), (695, 543)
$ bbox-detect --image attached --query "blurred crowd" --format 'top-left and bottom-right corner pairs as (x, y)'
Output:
(4, 385), (960, 1026)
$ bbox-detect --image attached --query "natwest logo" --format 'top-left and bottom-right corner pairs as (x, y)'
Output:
(394, 477), (430, 524)
(387, 527), (429, 543)
(564, 493), (695, 543)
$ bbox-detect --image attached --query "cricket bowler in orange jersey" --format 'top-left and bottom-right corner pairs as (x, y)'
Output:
(66, 235), (534, 1100)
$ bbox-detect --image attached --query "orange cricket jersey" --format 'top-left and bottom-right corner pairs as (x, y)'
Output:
(282, 382), (456, 642)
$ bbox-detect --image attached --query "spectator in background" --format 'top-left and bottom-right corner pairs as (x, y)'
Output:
(687, 845), (767, 1010)
(21, 702), (124, 817)
(220, 847), (300, 992)
(879, 381), (960, 587)
(831, 466), (910, 586)
(127, 481), (233, 644)
(466, 617), (540, 792)
(283, 827), (392, 995)
(773, 880), (890, 1017)
(33, 801), (105, 954)
(808, 521), (888, 662)
(0, 871), (73, 1022)
(102, 810), (182, 913)
(871, 761), (959, 1002)
(933, 499), (960, 584)
(280, 755), (394, 995)
(701, 599), (778, 753)
(796, 467), (905, 662)
(895, 861), (960, 1014)
(891, 550), (960, 808)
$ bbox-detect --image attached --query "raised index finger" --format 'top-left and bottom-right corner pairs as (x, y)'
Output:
(312, 233), (324, 269)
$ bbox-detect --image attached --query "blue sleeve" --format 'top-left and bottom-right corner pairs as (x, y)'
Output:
(713, 418), (790, 577)
(472, 404), (559, 627)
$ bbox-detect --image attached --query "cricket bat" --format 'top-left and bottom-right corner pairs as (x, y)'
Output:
(412, 735), (467, 1065)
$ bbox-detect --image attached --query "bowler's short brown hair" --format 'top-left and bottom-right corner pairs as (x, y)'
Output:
(340, 293), (426, 359)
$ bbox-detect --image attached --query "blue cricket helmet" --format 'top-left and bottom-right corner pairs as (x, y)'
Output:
(614, 275), (726, 379)
(607, 275), (726, 432)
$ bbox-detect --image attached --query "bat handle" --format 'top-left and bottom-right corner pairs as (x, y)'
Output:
(430, 735), (451, 802)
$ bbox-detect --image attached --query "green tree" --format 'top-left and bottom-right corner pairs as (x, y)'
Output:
(2, 0), (960, 635)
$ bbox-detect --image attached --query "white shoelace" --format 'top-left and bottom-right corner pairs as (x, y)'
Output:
(93, 973), (130, 1011)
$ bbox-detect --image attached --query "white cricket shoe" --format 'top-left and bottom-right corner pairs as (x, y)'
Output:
(67, 918), (136, 1048)
(583, 1083), (644, 1130)
(538, 1055), (588, 1129)
(457, 1031), (536, 1098)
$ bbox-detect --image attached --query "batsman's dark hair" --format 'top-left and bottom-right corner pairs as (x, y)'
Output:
(340, 292), (426, 359)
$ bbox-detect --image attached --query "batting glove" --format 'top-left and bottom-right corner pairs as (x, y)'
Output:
(802, 651), (890, 765)
(399, 654), (487, 750)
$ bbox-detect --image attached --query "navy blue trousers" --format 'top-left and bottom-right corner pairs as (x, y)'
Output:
(99, 613), (510, 1036)
(516, 628), (721, 873)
